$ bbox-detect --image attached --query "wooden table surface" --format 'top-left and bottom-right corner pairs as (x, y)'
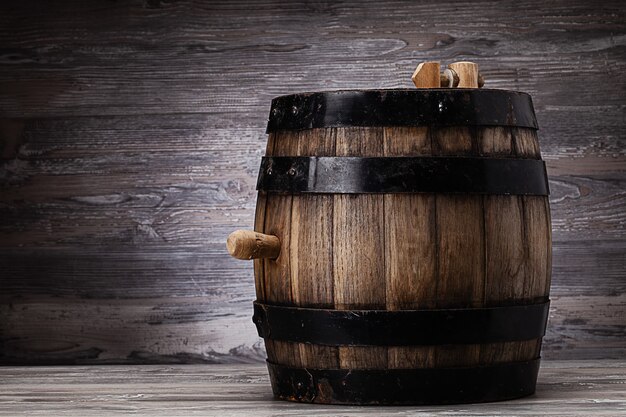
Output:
(1, 360), (624, 416)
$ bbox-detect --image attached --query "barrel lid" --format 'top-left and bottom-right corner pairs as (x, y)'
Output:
(266, 89), (537, 133)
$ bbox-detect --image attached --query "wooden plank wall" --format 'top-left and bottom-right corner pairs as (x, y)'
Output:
(0, 0), (624, 364)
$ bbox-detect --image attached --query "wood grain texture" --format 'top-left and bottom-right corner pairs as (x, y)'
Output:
(261, 131), (300, 368)
(480, 127), (543, 364)
(411, 61), (440, 88)
(383, 126), (436, 369)
(290, 128), (338, 368)
(0, 361), (624, 416)
(448, 61), (480, 88)
(431, 127), (484, 367)
(333, 127), (387, 369)
(0, 0), (625, 364)
(0, 2), (623, 118)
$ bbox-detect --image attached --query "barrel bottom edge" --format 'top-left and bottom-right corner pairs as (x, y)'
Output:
(267, 358), (540, 406)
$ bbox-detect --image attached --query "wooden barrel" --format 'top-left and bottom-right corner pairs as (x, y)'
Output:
(232, 87), (551, 405)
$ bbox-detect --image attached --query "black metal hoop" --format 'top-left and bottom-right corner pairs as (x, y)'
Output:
(267, 359), (541, 405)
(253, 300), (550, 346)
(266, 89), (538, 132)
(257, 156), (549, 195)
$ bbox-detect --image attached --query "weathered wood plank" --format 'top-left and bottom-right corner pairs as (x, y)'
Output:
(261, 132), (300, 367)
(480, 127), (536, 364)
(0, 245), (255, 298)
(290, 129), (339, 368)
(0, 295), (264, 365)
(515, 129), (552, 360)
(0, 361), (624, 416)
(432, 127), (484, 367)
(333, 127), (387, 369)
(1, 169), (623, 244)
(0, 1), (623, 117)
(383, 126), (436, 368)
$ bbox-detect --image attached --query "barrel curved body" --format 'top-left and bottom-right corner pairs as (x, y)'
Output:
(252, 90), (552, 405)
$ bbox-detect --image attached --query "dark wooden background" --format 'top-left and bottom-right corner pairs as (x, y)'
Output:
(1, 0), (624, 365)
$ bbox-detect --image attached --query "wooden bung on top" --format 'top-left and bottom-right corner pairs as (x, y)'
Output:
(412, 61), (484, 88)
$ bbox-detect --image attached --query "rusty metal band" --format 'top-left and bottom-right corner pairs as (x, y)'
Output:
(253, 300), (550, 346)
(266, 89), (538, 132)
(256, 156), (549, 195)
(267, 359), (541, 405)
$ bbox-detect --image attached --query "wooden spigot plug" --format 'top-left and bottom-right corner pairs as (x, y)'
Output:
(227, 230), (281, 260)
(412, 61), (485, 88)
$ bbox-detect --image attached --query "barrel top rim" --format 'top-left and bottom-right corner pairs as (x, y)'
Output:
(267, 88), (538, 132)
(270, 88), (532, 101)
